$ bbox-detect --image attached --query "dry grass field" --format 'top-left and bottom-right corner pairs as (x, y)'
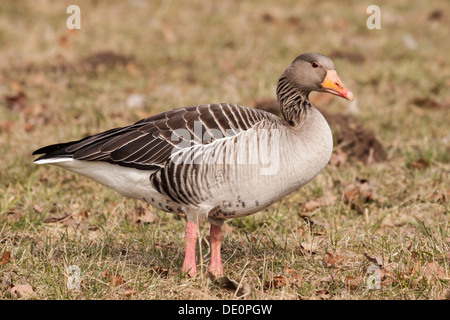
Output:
(0, 0), (449, 300)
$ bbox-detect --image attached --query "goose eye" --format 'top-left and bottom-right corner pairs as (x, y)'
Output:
(312, 62), (319, 68)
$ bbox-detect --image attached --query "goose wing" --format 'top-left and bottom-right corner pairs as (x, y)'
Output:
(33, 103), (282, 170)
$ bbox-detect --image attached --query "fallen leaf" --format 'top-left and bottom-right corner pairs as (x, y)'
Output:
(323, 252), (343, 266)
(260, 12), (277, 23)
(33, 204), (44, 214)
(271, 268), (303, 287)
(423, 262), (448, 281)
(76, 210), (90, 221)
(300, 239), (320, 254)
(7, 210), (22, 222)
(343, 180), (376, 213)
(264, 275), (288, 289)
(428, 9), (444, 21)
(381, 276), (394, 288)
(315, 289), (330, 300)
(4, 91), (27, 111)
(429, 189), (448, 204)
(58, 29), (77, 49)
(344, 184), (360, 203)
(303, 200), (321, 212)
(364, 253), (383, 266)
(318, 272), (336, 283)
(120, 289), (137, 298)
(409, 157), (429, 170)
(101, 270), (124, 287)
(287, 16), (302, 28)
(411, 97), (448, 110)
(0, 251), (11, 265)
(442, 290), (450, 300)
(345, 275), (363, 290)
(10, 284), (35, 299)
(208, 274), (253, 299)
(290, 274), (303, 287)
(303, 192), (337, 213)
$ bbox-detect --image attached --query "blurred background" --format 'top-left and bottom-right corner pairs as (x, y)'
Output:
(0, 0), (449, 299)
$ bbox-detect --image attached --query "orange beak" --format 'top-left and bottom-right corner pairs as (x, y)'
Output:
(321, 70), (354, 101)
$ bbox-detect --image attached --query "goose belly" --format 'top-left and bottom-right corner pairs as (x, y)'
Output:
(53, 159), (182, 212)
(204, 155), (327, 220)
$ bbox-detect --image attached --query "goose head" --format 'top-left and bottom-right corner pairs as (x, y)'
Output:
(280, 52), (354, 101)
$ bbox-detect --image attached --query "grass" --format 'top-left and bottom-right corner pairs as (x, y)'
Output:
(0, 0), (449, 299)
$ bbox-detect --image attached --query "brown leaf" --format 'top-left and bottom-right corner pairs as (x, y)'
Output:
(323, 252), (343, 266)
(4, 91), (27, 111)
(364, 253), (383, 266)
(303, 200), (321, 212)
(409, 157), (429, 170)
(290, 274), (303, 287)
(278, 268), (303, 287)
(7, 210), (22, 222)
(318, 272), (336, 283)
(208, 274), (253, 299)
(428, 9), (444, 21)
(300, 238), (320, 254)
(344, 184), (360, 203)
(101, 270), (124, 287)
(303, 192), (337, 213)
(411, 97), (448, 110)
(442, 290), (450, 300)
(260, 12), (277, 23)
(120, 289), (137, 298)
(33, 204), (44, 214)
(10, 284), (35, 299)
(264, 275), (288, 289)
(343, 180), (376, 213)
(345, 275), (363, 290)
(76, 210), (90, 221)
(429, 189), (448, 204)
(315, 289), (331, 300)
(423, 262), (448, 281)
(0, 251), (11, 265)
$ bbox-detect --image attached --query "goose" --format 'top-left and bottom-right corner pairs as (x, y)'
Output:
(33, 53), (353, 277)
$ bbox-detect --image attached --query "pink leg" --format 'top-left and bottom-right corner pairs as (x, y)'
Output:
(208, 224), (223, 276)
(182, 221), (198, 277)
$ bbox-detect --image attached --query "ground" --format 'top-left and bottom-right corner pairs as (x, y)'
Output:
(0, 0), (449, 299)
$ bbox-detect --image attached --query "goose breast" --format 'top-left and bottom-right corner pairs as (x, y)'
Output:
(151, 106), (333, 220)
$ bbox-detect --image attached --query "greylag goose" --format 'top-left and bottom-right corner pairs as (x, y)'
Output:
(33, 53), (353, 277)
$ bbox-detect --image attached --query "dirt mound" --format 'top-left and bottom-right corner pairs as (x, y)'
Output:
(80, 51), (135, 70)
(253, 98), (386, 164)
